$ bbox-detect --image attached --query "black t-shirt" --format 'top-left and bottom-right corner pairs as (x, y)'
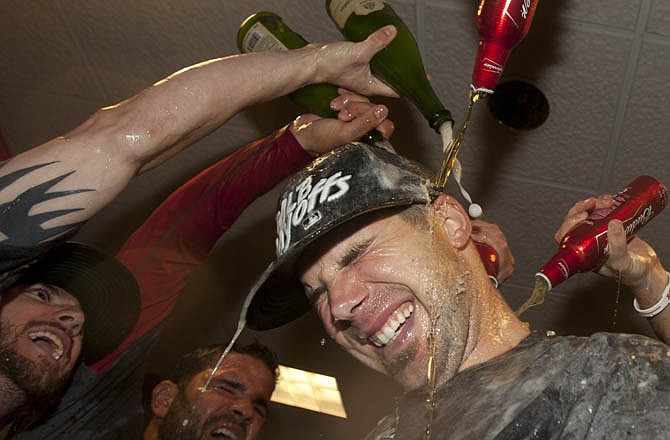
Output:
(366, 332), (670, 440)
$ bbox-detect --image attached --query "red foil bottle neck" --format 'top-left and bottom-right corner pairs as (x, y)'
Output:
(471, 40), (511, 93)
(537, 249), (576, 291)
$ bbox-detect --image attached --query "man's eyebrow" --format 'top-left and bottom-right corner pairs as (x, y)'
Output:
(214, 378), (246, 392)
(306, 285), (326, 305)
(47, 285), (69, 296)
(338, 238), (374, 268)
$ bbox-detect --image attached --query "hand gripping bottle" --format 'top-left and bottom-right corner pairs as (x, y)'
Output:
(472, 0), (540, 94)
(237, 11), (384, 145)
(325, 0), (453, 135)
(475, 241), (500, 287)
(516, 175), (668, 316)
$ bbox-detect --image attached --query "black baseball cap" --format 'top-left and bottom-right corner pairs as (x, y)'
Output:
(1, 241), (141, 363)
(245, 142), (438, 330)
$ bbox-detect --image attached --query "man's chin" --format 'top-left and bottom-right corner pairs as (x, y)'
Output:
(0, 347), (69, 401)
(383, 346), (426, 390)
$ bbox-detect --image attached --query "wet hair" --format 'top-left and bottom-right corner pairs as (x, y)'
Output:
(168, 340), (279, 390)
(398, 204), (431, 230)
(353, 204), (431, 231)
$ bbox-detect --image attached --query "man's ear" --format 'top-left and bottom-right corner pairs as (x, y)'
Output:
(431, 194), (472, 249)
(151, 380), (179, 418)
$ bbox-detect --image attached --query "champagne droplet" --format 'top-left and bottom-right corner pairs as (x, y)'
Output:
(468, 203), (483, 218)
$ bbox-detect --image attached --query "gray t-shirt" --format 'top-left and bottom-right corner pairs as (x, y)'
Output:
(366, 332), (670, 440)
(11, 328), (159, 439)
(0, 241), (154, 439)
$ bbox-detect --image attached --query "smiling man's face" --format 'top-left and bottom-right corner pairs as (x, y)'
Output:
(157, 353), (274, 440)
(0, 283), (84, 401)
(298, 205), (473, 391)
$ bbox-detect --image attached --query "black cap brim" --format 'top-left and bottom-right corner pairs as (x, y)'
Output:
(12, 242), (140, 363)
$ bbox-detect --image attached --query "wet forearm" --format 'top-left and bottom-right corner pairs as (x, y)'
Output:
(631, 266), (670, 345)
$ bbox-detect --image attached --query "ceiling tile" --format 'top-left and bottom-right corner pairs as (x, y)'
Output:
(422, 5), (633, 190)
(647, 0), (670, 36)
(613, 40), (670, 194)
(557, 0), (642, 30)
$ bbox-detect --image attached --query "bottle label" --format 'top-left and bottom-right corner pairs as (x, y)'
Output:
(242, 22), (288, 53)
(329, 0), (385, 29)
(557, 260), (570, 281)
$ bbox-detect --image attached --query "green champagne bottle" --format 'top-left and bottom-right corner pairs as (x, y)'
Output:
(237, 11), (384, 145)
(325, 0), (453, 135)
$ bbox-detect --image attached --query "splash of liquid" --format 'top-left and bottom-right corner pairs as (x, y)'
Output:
(515, 275), (550, 317)
(420, 238), (459, 440)
(439, 121), (453, 155)
(424, 315), (440, 440)
(199, 285), (255, 392)
(612, 270), (622, 330)
(435, 90), (483, 190)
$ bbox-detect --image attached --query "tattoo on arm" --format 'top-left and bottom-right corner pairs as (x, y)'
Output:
(0, 162), (93, 245)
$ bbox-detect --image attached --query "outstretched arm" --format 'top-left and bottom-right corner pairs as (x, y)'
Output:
(0, 26), (397, 247)
(556, 195), (669, 344)
(91, 96), (393, 370)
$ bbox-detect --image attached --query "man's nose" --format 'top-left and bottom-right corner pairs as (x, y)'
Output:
(230, 397), (253, 424)
(54, 305), (85, 336)
(329, 272), (368, 322)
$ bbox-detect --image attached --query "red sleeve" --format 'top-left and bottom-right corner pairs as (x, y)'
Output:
(89, 126), (311, 371)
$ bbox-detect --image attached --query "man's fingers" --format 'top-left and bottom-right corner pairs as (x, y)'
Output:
(338, 100), (380, 120)
(605, 220), (628, 268)
(375, 119), (395, 140)
(602, 220), (648, 281)
(342, 104), (391, 140)
(358, 26), (400, 98)
(330, 91), (371, 112)
(554, 211), (589, 243)
(366, 78), (400, 98)
(291, 113), (319, 128)
(554, 198), (596, 243)
(470, 219), (515, 284)
(362, 25), (397, 57)
(564, 197), (596, 219)
(595, 194), (614, 209)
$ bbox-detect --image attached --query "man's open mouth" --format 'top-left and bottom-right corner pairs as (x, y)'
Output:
(28, 330), (65, 360)
(369, 303), (414, 347)
(210, 426), (240, 439)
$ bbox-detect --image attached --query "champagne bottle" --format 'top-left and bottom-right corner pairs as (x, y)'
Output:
(237, 11), (384, 145)
(472, 0), (540, 94)
(325, 0), (453, 135)
(516, 175), (668, 316)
